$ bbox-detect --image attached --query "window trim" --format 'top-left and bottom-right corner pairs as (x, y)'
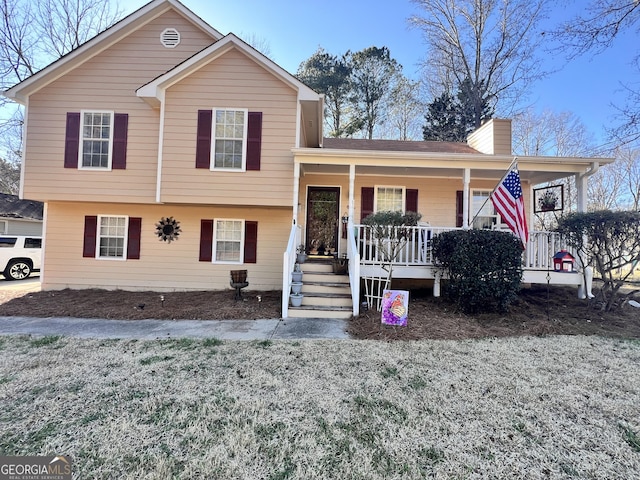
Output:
(210, 108), (249, 172)
(212, 218), (245, 264)
(470, 188), (499, 229)
(79, 110), (114, 171)
(96, 214), (129, 261)
(0, 220), (6, 234)
(374, 185), (406, 213)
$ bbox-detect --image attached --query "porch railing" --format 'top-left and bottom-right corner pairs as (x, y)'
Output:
(356, 224), (572, 270)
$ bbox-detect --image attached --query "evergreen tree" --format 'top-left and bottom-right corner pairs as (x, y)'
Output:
(423, 79), (493, 142)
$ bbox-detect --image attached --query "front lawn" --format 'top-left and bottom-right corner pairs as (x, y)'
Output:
(1, 335), (639, 478)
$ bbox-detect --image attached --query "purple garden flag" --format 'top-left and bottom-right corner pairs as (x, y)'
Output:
(381, 290), (409, 326)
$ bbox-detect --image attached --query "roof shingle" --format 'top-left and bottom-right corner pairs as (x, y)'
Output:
(322, 137), (480, 154)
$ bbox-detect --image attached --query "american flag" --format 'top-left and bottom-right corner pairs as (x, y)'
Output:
(491, 164), (529, 249)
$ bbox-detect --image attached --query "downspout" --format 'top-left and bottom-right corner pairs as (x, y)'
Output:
(576, 161), (599, 299)
(19, 98), (28, 199)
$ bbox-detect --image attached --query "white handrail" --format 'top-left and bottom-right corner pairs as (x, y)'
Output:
(282, 223), (301, 318)
(346, 220), (360, 316)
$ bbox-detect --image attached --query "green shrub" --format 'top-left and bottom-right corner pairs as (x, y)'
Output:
(432, 229), (523, 313)
(556, 210), (640, 311)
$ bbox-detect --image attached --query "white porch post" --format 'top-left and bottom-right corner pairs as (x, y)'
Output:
(348, 164), (355, 220)
(293, 161), (301, 225)
(463, 168), (470, 229)
(576, 162), (599, 213)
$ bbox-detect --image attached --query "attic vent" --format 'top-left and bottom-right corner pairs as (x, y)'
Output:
(160, 28), (181, 48)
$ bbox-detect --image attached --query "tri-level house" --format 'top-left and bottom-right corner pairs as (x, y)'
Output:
(5, 0), (613, 319)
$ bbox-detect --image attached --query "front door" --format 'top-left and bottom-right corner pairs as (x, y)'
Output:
(305, 187), (340, 255)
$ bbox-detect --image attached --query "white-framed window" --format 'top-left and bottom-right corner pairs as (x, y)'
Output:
(375, 186), (405, 213)
(214, 219), (244, 263)
(80, 111), (114, 169)
(211, 108), (248, 171)
(97, 215), (128, 259)
(471, 189), (498, 229)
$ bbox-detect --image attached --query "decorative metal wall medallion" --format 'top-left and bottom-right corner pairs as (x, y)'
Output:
(156, 216), (181, 243)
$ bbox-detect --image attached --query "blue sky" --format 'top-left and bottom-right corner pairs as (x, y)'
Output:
(126, 0), (638, 148)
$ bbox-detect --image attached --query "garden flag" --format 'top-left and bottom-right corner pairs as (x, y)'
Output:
(381, 290), (409, 326)
(491, 163), (529, 249)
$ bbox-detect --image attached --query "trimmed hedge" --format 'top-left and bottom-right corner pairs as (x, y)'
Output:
(432, 229), (523, 313)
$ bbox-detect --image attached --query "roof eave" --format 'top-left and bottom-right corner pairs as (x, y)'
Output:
(3, 0), (223, 102)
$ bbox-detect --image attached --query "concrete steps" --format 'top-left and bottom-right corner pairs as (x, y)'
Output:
(287, 258), (353, 319)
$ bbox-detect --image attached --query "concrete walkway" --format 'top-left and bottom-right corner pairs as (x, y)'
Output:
(0, 316), (351, 340)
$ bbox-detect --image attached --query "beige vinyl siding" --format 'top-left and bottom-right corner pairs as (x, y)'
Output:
(467, 119), (512, 155)
(298, 173), (531, 229)
(160, 48), (298, 206)
(22, 9), (215, 203)
(41, 202), (289, 292)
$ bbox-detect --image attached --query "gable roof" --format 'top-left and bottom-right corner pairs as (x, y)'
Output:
(136, 33), (321, 105)
(136, 32), (323, 146)
(322, 137), (480, 154)
(4, 0), (223, 104)
(0, 194), (43, 221)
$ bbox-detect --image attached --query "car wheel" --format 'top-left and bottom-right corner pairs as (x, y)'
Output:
(5, 260), (31, 281)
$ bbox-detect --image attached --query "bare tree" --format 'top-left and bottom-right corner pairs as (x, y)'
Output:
(551, 0), (640, 145)
(551, 0), (640, 58)
(348, 46), (400, 139)
(0, 156), (20, 194)
(409, 0), (550, 127)
(386, 75), (424, 140)
(600, 146), (640, 210)
(0, 0), (122, 170)
(513, 108), (599, 227)
(297, 48), (354, 138)
(513, 108), (595, 157)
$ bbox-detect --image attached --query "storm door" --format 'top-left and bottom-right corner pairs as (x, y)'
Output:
(305, 187), (340, 255)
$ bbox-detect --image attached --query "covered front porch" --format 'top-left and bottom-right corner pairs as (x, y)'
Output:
(282, 129), (612, 318)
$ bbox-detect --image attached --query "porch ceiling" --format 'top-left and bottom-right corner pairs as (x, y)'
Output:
(295, 150), (613, 186)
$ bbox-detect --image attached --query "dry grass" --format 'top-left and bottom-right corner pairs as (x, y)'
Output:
(1, 335), (639, 479)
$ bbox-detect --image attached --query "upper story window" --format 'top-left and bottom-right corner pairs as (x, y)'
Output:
(81, 111), (114, 169)
(98, 215), (128, 259)
(471, 189), (498, 229)
(212, 109), (248, 171)
(375, 186), (405, 213)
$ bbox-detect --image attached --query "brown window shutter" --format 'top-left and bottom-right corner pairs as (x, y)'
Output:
(456, 190), (464, 227)
(196, 110), (212, 169)
(244, 221), (258, 263)
(199, 219), (214, 261)
(127, 217), (142, 259)
(360, 187), (374, 221)
(246, 112), (262, 171)
(65, 112), (81, 168)
(83, 216), (98, 257)
(112, 113), (128, 169)
(406, 189), (418, 213)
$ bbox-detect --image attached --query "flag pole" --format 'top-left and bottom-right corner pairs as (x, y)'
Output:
(469, 157), (519, 227)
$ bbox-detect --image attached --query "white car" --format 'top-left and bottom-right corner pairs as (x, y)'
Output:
(0, 235), (42, 280)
